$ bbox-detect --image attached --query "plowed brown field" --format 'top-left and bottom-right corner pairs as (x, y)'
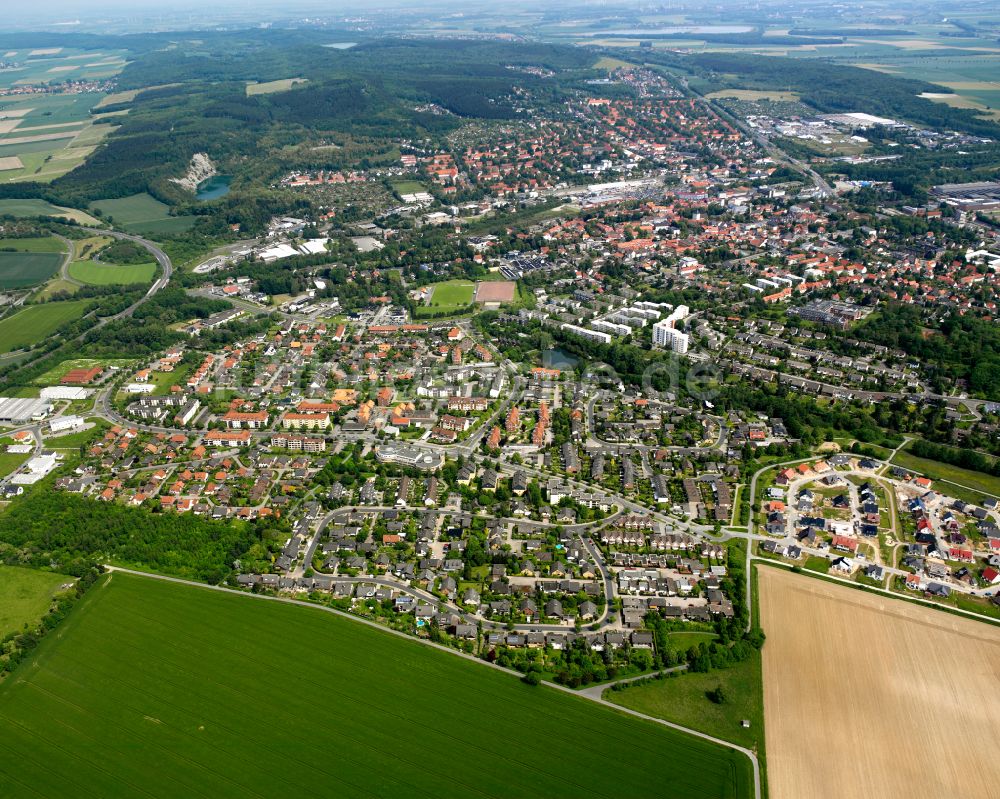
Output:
(759, 567), (1000, 799)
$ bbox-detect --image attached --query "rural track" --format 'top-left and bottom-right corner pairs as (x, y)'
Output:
(103, 565), (763, 799)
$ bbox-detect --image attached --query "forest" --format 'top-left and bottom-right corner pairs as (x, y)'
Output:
(0, 489), (282, 583)
(851, 305), (1000, 400)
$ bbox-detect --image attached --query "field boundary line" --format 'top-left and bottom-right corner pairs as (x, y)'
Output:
(103, 565), (762, 799)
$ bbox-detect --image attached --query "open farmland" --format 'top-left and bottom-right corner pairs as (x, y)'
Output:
(759, 567), (1000, 799)
(0, 251), (62, 289)
(89, 193), (195, 235)
(0, 92), (120, 184)
(0, 199), (99, 224)
(0, 299), (90, 353)
(0, 565), (70, 638)
(0, 572), (752, 798)
(246, 77), (308, 96)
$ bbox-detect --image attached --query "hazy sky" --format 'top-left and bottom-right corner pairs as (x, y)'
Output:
(5, 0), (395, 27)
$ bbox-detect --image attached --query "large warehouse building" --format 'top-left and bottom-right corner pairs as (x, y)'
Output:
(0, 397), (53, 425)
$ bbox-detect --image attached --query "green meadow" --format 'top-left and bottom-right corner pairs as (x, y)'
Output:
(0, 565), (71, 638)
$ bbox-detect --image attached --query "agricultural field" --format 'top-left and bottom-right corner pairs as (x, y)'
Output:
(428, 279), (475, 308)
(0, 235), (65, 289)
(0, 299), (91, 354)
(759, 566), (1000, 799)
(593, 56), (638, 72)
(0, 198), (99, 225)
(706, 89), (800, 102)
(0, 92), (120, 184)
(0, 573), (754, 798)
(89, 193), (195, 236)
(0, 251), (63, 295)
(68, 260), (156, 285)
(0, 49), (128, 91)
(0, 565), (71, 638)
(245, 78), (308, 96)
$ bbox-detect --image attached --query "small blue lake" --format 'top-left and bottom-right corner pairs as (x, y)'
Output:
(195, 175), (231, 201)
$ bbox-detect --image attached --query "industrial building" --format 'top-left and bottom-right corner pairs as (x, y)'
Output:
(0, 397), (53, 425)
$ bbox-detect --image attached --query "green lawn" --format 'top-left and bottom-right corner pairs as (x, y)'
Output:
(607, 651), (765, 755)
(0, 573), (752, 798)
(47, 418), (109, 449)
(68, 260), (156, 285)
(668, 631), (720, 650)
(429, 279), (475, 308)
(0, 436), (31, 479)
(0, 565), (71, 638)
(892, 446), (1000, 500)
(0, 300), (91, 353)
(0, 251), (63, 289)
(803, 555), (831, 574)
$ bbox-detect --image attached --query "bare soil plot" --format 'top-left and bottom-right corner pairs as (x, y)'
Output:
(0, 120), (21, 134)
(0, 156), (23, 171)
(475, 280), (516, 303)
(759, 566), (1000, 799)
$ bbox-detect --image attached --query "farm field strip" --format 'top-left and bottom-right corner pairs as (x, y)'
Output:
(0, 299), (91, 353)
(0, 251), (63, 289)
(759, 567), (1000, 799)
(0, 573), (752, 798)
(0, 199), (99, 224)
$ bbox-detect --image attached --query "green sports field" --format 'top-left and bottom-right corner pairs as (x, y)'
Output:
(0, 299), (91, 353)
(68, 260), (156, 285)
(0, 565), (70, 638)
(429, 279), (475, 308)
(0, 573), (752, 798)
(392, 179), (427, 194)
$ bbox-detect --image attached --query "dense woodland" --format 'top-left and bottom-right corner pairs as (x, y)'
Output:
(0, 490), (282, 583)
